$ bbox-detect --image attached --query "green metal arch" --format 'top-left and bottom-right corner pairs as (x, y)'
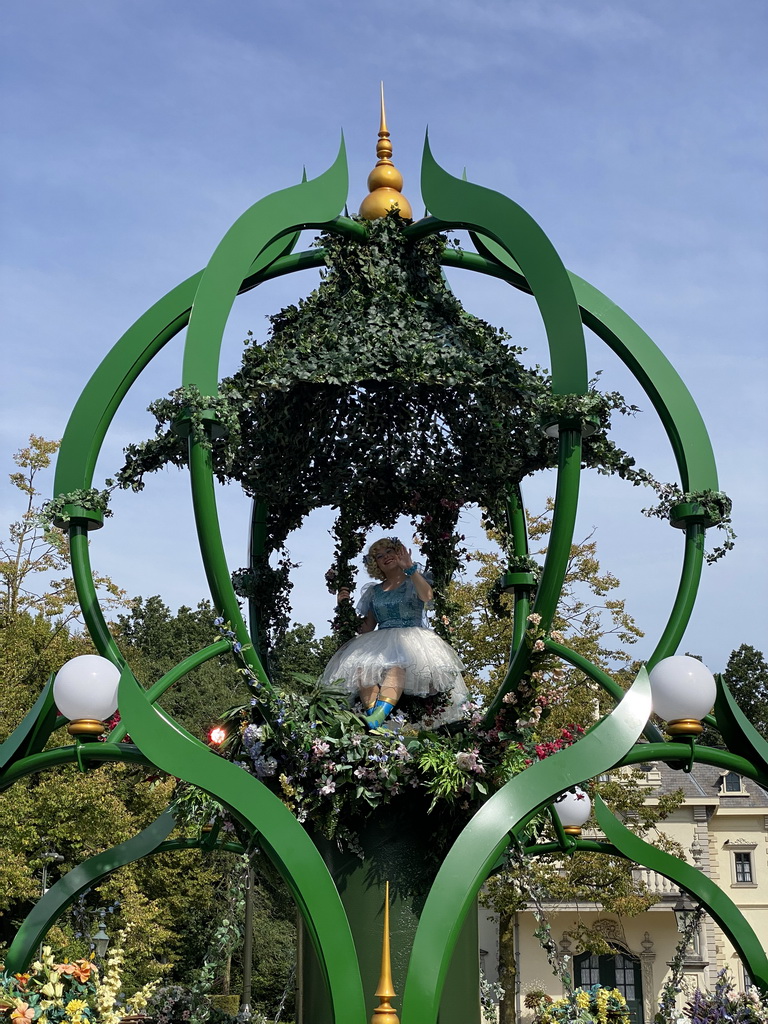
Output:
(116, 663), (367, 1024)
(419, 137), (588, 397)
(463, 236), (718, 494)
(400, 670), (652, 1024)
(433, 239), (717, 697)
(5, 810), (251, 975)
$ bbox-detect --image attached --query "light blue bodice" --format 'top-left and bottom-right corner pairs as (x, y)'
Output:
(357, 569), (433, 629)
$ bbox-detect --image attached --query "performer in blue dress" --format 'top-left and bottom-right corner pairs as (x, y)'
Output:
(321, 537), (467, 729)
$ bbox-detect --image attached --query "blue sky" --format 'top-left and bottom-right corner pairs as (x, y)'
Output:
(2, 0), (766, 671)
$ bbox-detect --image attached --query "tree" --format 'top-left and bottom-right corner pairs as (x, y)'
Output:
(723, 644), (768, 739)
(447, 504), (643, 724)
(0, 443), (247, 997)
(114, 596), (246, 740)
(269, 621), (337, 690)
(0, 437), (125, 737)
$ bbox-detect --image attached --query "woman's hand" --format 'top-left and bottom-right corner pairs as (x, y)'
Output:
(395, 544), (433, 602)
(394, 544), (415, 571)
(336, 587), (351, 605)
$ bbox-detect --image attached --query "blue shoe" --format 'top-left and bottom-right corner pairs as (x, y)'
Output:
(366, 700), (395, 730)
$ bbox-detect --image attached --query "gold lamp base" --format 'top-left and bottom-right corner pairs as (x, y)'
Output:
(666, 718), (704, 736)
(66, 718), (106, 736)
(563, 825), (583, 836)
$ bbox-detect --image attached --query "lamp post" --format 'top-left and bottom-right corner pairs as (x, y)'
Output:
(648, 656), (717, 737)
(672, 895), (696, 934)
(39, 849), (63, 959)
(240, 859), (254, 1019)
(92, 910), (110, 959)
(53, 655), (120, 736)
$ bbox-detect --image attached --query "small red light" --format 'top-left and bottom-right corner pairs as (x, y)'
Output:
(209, 726), (227, 746)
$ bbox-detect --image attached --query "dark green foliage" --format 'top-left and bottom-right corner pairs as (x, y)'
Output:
(723, 644), (768, 739)
(117, 214), (646, 652)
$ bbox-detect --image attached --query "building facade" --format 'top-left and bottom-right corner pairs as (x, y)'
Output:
(479, 763), (768, 1023)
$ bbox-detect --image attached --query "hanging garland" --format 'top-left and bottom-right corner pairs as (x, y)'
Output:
(117, 213), (646, 654)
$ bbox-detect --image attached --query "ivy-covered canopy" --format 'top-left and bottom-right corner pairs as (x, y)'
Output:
(118, 213), (641, 648)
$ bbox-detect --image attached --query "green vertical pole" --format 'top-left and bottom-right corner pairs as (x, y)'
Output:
(299, 806), (480, 1024)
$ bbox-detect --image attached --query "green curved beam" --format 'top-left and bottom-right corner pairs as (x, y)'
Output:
(648, 521), (706, 666)
(619, 741), (767, 787)
(505, 486), (533, 659)
(5, 811), (177, 972)
(116, 663), (366, 1024)
(0, 743), (154, 793)
(444, 237), (717, 680)
(107, 638), (230, 743)
(400, 668), (652, 1024)
(54, 231), (304, 499)
(419, 139), (588, 396)
(0, 678), (57, 768)
(594, 796), (768, 993)
(483, 427), (583, 723)
(69, 526), (123, 664)
(180, 140), (348, 684)
(415, 147), (594, 725)
(714, 673), (768, 782)
(54, 154), (346, 678)
(462, 239), (718, 494)
(545, 638), (666, 744)
(182, 138), (348, 393)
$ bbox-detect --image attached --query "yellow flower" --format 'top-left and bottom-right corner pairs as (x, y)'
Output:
(64, 999), (88, 1017)
(576, 990), (591, 1009)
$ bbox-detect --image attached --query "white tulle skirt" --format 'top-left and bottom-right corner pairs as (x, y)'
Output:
(321, 626), (468, 720)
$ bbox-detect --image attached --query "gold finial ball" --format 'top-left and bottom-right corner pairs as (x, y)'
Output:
(367, 162), (404, 193)
(359, 188), (413, 221)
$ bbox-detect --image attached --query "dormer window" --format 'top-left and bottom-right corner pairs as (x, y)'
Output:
(719, 771), (747, 796)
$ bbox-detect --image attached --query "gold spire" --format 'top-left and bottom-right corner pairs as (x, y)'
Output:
(359, 83), (413, 221)
(371, 881), (399, 1024)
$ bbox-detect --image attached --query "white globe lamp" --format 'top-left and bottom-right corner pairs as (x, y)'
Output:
(53, 655), (120, 736)
(648, 656), (717, 736)
(554, 787), (592, 836)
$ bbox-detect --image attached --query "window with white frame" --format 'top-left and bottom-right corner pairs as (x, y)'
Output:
(726, 841), (758, 886)
(720, 771), (748, 796)
(734, 851), (753, 883)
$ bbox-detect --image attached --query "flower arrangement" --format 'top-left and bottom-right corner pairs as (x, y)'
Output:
(0, 932), (157, 1024)
(534, 984), (630, 1024)
(213, 623), (586, 851)
(681, 969), (768, 1023)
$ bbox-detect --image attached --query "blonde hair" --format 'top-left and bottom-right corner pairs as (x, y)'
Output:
(364, 536), (403, 580)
